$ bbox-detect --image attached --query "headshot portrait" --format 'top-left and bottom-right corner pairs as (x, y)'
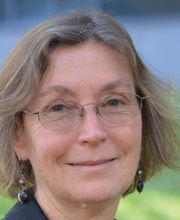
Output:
(0, 5), (179, 220)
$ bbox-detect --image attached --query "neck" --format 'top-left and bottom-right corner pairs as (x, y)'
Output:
(35, 189), (120, 220)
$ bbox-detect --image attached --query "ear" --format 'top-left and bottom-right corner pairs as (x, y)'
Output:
(13, 114), (29, 161)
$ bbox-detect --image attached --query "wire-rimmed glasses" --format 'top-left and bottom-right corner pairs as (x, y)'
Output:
(22, 93), (147, 132)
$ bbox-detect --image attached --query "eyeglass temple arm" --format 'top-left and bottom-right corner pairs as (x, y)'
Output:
(140, 96), (149, 100)
(22, 109), (39, 115)
(136, 95), (148, 109)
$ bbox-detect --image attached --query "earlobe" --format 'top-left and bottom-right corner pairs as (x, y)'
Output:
(13, 115), (29, 161)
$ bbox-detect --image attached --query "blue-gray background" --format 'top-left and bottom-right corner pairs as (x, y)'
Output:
(0, 0), (180, 86)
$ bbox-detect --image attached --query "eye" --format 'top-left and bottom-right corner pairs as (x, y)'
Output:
(106, 99), (122, 107)
(103, 96), (127, 108)
(45, 101), (69, 114)
(44, 100), (78, 115)
(51, 104), (65, 112)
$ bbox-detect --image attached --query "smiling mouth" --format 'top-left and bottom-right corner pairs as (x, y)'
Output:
(68, 158), (116, 170)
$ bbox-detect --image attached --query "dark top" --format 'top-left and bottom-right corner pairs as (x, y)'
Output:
(1, 190), (48, 220)
(1, 190), (117, 220)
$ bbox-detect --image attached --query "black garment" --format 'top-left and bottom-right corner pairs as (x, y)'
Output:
(1, 190), (48, 220)
(1, 190), (117, 220)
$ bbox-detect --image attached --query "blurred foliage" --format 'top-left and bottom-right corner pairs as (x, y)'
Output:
(115, 168), (180, 220)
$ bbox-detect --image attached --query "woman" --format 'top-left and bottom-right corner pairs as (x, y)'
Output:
(0, 10), (179, 220)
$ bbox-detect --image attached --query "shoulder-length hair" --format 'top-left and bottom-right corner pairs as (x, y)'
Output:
(0, 9), (179, 198)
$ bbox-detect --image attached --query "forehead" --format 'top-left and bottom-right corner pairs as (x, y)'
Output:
(38, 41), (135, 97)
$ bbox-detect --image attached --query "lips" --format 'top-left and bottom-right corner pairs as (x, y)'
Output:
(68, 158), (116, 166)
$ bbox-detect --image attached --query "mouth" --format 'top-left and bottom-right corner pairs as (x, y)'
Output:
(68, 158), (116, 170)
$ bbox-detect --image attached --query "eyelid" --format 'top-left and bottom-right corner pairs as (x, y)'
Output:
(47, 102), (65, 108)
(49, 100), (66, 105)
(39, 92), (134, 111)
(37, 99), (64, 112)
(99, 93), (128, 101)
(37, 95), (70, 109)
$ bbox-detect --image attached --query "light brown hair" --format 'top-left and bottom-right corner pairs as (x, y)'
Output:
(0, 9), (179, 198)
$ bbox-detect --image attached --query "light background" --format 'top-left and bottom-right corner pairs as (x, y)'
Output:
(0, 0), (180, 85)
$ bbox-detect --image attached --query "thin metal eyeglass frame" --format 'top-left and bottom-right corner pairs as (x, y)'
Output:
(22, 94), (148, 130)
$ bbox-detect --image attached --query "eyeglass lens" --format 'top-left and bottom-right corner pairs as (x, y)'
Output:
(37, 93), (142, 132)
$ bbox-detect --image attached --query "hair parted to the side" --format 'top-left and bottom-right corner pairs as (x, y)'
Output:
(0, 9), (179, 199)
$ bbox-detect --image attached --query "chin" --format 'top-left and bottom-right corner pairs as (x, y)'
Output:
(73, 182), (125, 204)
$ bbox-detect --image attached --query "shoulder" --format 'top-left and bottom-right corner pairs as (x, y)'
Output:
(2, 191), (48, 220)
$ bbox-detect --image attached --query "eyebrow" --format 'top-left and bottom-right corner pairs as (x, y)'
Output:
(39, 85), (75, 97)
(99, 80), (133, 92)
(39, 80), (133, 98)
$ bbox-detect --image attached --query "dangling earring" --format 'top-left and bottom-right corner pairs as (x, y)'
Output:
(18, 157), (29, 203)
(137, 161), (144, 193)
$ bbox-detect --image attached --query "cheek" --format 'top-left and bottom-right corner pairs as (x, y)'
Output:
(23, 127), (77, 187)
(106, 116), (142, 158)
(23, 118), (76, 165)
(33, 133), (74, 162)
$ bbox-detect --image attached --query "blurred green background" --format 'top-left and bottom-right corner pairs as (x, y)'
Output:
(0, 168), (180, 219)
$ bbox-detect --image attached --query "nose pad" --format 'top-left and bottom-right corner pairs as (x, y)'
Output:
(80, 107), (84, 118)
(95, 106), (101, 116)
(78, 105), (106, 145)
(80, 105), (100, 119)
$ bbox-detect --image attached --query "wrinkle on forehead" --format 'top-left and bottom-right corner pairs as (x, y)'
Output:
(36, 40), (135, 102)
(45, 40), (132, 75)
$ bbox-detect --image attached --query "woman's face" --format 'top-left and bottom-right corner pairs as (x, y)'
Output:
(15, 41), (142, 206)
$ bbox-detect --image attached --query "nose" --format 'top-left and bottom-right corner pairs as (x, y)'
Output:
(78, 106), (107, 146)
